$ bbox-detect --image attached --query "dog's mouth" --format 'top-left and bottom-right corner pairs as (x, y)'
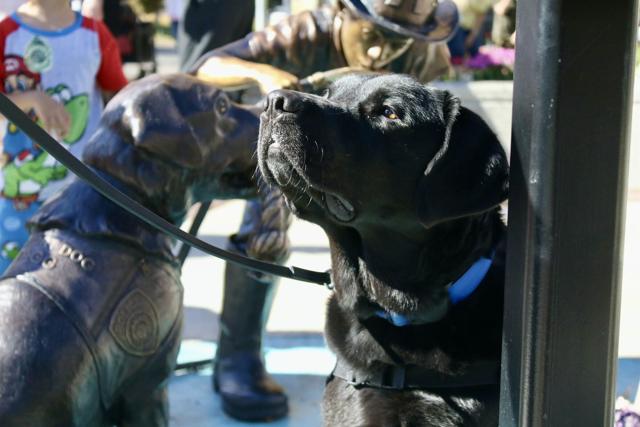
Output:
(265, 141), (356, 223)
(323, 191), (356, 223)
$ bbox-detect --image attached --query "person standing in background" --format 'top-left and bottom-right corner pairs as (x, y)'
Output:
(81, 0), (138, 62)
(177, 0), (255, 71)
(165, 0), (182, 39)
(447, 0), (497, 65)
(0, 0), (127, 272)
(491, 0), (515, 47)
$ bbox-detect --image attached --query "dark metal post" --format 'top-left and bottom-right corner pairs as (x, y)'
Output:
(500, 0), (638, 426)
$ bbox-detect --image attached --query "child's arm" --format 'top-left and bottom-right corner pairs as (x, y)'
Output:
(94, 20), (128, 96)
(5, 90), (71, 138)
(81, 0), (104, 20)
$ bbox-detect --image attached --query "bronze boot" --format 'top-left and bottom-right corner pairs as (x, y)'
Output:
(213, 261), (288, 421)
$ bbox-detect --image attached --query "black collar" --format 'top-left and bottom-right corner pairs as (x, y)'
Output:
(329, 358), (499, 391)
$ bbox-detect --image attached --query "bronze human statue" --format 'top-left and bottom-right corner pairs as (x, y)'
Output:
(190, 0), (459, 421)
(0, 73), (281, 426)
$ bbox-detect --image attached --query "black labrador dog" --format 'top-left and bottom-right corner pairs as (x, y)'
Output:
(258, 74), (509, 426)
(0, 74), (262, 426)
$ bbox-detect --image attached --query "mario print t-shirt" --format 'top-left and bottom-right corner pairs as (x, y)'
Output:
(0, 12), (127, 268)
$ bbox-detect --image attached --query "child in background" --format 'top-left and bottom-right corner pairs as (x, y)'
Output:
(165, 0), (183, 39)
(491, 0), (516, 48)
(0, 0), (128, 272)
(447, 0), (497, 65)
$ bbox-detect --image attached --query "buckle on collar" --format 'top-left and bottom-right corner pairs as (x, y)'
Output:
(341, 365), (407, 389)
(374, 310), (412, 327)
(346, 371), (361, 388)
(387, 365), (406, 389)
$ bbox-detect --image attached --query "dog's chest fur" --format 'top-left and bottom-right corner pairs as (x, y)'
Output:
(320, 227), (505, 427)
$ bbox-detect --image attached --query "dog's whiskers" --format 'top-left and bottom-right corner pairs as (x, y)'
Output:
(303, 193), (314, 209)
(314, 139), (325, 163)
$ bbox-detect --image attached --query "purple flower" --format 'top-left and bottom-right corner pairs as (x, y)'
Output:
(616, 409), (640, 427)
(615, 397), (640, 427)
(466, 46), (516, 69)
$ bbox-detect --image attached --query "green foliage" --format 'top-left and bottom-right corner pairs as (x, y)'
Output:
(128, 0), (164, 14)
(472, 66), (514, 81)
(155, 20), (172, 37)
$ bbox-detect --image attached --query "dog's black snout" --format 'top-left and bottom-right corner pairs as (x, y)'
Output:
(266, 90), (304, 115)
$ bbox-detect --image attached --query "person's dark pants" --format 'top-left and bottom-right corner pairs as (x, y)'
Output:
(447, 27), (484, 63)
(171, 20), (179, 39)
(177, 0), (255, 71)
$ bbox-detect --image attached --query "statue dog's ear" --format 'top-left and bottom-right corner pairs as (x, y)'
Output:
(416, 92), (509, 228)
(126, 80), (221, 169)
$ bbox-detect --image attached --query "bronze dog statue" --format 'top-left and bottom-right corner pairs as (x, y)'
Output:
(0, 73), (272, 426)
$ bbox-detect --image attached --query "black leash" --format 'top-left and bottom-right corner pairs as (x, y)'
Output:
(0, 93), (332, 287)
(177, 200), (211, 266)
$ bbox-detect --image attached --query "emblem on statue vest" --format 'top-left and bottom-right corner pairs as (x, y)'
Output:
(109, 289), (160, 356)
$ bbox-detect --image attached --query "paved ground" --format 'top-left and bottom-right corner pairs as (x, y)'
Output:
(143, 39), (640, 425)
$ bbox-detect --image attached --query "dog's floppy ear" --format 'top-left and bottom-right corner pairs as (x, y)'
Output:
(125, 80), (212, 168)
(416, 92), (509, 228)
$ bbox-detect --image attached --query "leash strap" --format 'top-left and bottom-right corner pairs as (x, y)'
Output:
(0, 93), (332, 286)
(331, 358), (499, 391)
(177, 201), (211, 266)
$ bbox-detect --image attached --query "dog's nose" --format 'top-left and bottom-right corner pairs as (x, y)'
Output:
(266, 90), (304, 115)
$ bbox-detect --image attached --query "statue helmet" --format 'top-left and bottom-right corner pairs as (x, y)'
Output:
(339, 0), (459, 41)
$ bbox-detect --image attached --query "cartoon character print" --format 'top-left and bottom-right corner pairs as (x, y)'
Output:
(46, 83), (89, 144)
(1, 55), (90, 206)
(1, 54), (57, 208)
(1, 241), (21, 262)
(0, 53), (89, 268)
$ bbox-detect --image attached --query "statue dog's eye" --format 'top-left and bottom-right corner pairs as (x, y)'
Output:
(216, 97), (229, 114)
(382, 106), (398, 120)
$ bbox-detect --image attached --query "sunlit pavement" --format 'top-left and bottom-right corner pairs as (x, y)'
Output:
(146, 39), (640, 425)
(171, 198), (331, 426)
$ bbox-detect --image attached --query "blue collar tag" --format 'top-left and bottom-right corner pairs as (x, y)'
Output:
(373, 253), (494, 326)
(374, 310), (412, 327)
(447, 255), (493, 305)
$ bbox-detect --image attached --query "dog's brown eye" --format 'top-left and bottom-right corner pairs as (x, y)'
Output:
(216, 98), (229, 114)
(382, 106), (398, 120)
